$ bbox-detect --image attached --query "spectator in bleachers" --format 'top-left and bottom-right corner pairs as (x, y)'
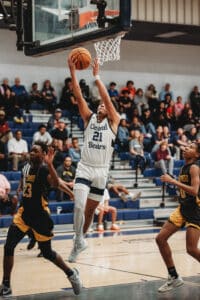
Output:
(11, 77), (30, 113)
(140, 108), (156, 136)
(120, 80), (136, 100)
(182, 108), (198, 131)
(68, 137), (81, 167)
(128, 116), (143, 133)
(166, 100), (176, 129)
(0, 110), (13, 143)
(32, 124), (53, 146)
(0, 140), (8, 171)
(154, 141), (174, 175)
(153, 102), (168, 127)
(159, 83), (174, 102)
(7, 130), (29, 171)
(163, 93), (173, 108)
(172, 128), (188, 160)
(116, 118), (130, 152)
(118, 89), (134, 122)
(52, 139), (67, 169)
(47, 108), (62, 133)
(13, 109), (24, 124)
(0, 174), (18, 215)
(56, 156), (76, 201)
(0, 78), (15, 117)
(59, 77), (73, 111)
(129, 129), (146, 173)
(41, 79), (57, 113)
(163, 126), (175, 154)
(107, 82), (119, 110)
(29, 82), (43, 107)
(95, 188), (120, 232)
(155, 111), (170, 128)
(189, 85), (200, 117)
(151, 126), (164, 153)
(134, 88), (149, 116)
(174, 96), (184, 119)
(145, 83), (158, 112)
(51, 118), (69, 151)
(186, 126), (197, 143)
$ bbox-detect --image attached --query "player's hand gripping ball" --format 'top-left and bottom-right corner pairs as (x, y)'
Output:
(69, 47), (92, 70)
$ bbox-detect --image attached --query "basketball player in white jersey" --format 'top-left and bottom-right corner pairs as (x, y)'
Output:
(67, 55), (120, 262)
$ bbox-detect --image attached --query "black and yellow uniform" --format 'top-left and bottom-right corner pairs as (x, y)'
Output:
(14, 163), (53, 241)
(169, 162), (200, 230)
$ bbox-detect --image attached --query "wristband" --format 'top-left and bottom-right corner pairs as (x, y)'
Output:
(94, 75), (101, 81)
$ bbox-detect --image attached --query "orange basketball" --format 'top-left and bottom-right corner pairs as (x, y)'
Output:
(69, 47), (92, 70)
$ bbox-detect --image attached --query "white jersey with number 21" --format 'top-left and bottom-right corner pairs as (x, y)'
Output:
(80, 114), (116, 168)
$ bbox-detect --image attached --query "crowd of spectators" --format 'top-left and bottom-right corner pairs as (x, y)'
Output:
(0, 76), (200, 215)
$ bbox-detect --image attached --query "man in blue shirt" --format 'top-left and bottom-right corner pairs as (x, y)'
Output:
(11, 77), (30, 113)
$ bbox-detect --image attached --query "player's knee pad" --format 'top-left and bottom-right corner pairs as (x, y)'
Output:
(74, 183), (89, 210)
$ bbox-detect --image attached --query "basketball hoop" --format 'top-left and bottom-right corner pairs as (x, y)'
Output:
(94, 33), (124, 65)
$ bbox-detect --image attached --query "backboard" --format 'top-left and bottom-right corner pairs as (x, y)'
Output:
(23, 0), (131, 56)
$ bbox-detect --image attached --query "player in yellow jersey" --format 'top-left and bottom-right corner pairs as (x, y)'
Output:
(0, 142), (82, 297)
(156, 142), (200, 293)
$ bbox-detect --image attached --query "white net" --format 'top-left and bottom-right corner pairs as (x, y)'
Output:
(94, 34), (124, 65)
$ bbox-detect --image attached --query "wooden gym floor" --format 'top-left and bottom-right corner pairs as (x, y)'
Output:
(0, 226), (199, 299)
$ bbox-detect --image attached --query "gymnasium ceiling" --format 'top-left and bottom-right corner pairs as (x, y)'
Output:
(0, 1), (200, 47)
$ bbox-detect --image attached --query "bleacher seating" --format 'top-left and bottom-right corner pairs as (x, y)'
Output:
(0, 104), (186, 230)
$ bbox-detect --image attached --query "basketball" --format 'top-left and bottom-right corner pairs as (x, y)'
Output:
(69, 47), (92, 70)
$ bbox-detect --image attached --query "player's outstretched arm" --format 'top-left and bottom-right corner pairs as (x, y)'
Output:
(161, 165), (200, 196)
(58, 178), (74, 200)
(92, 58), (120, 131)
(68, 55), (92, 125)
(45, 146), (59, 188)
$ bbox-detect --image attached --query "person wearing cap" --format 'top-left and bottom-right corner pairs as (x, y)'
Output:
(51, 118), (69, 151)
(0, 110), (13, 144)
(32, 124), (53, 146)
(47, 108), (62, 133)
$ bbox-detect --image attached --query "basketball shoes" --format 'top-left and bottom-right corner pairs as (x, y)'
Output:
(158, 275), (184, 293)
(68, 237), (88, 263)
(68, 268), (82, 295)
(0, 284), (12, 297)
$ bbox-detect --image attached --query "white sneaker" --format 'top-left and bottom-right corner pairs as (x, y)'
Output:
(68, 268), (82, 295)
(119, 192), (128, 202)
(97, 224), (104, 232)
(158, 275), (184, 293)
(128, 191), (142, 201)
(68, 238), (88, 263)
